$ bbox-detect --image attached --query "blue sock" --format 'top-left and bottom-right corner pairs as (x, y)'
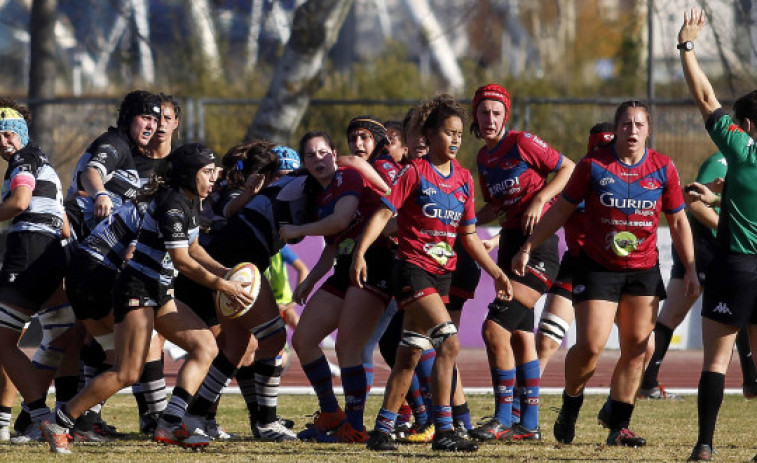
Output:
(363, 362), (374, 400)
(452, 403), (472, 430)
(416, 348), (436, 413)
(302, 356), (339, 413)
(375, 407), (397, 434)
(341, 365), (367, 430)
(433, 405), (453, 431)
(491, 368), (515, 426)
(406, 373), (429, 425)
(517, 360), (540, 430)
(511, 386), (522, 424)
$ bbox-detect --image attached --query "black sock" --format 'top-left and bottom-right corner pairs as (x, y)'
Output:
(696, 371), (725, 447)
(54, 376), (80, 404)
(607, 399), (634, 430)
(236, 365), (258, 421)
(562, 391), (584, 415)
(55, 405), (75, 428)
(640, 322), (674, 390)
(735, 328), (757, 386)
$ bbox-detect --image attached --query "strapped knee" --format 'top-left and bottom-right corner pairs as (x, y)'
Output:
(427, 321), (457, 349)
(0, 303), (31, 332)
(38, 304), (76, 345)
(399, 330), (432, 350)
(250, 316), (285, 341)
(538, 312), (571, 344)
(32, 345), (64, 370)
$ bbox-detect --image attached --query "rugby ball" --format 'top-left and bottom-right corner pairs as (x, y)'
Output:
(215, 262), (261, 319)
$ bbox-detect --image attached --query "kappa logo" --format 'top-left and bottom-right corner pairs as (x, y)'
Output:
(712, 302), (732, 315)
(573, 285), (586, 295)
(532, 261), (546, 272)
(423, 186), (438, 196)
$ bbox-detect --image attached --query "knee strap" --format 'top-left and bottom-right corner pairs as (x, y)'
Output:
(399, 330), (432, 350)
(427, 321), (457, 349)
(538, 312), (571, 344)
(94, 332), (116, 351)
(250, 316), (285, 341)
(38, 304), (76, 345)
(0, 303), (31, 332)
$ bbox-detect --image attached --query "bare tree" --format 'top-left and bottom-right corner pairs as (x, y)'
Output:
(245, 0), (353, 144)
(186, 0), (223, 81)
(28, 0), (57, 159)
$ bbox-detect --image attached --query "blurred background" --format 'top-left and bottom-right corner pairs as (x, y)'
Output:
(2, 0), (756, 193)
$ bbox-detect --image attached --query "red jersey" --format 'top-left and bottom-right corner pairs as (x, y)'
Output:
(372, 154), (403, 185)
(477, 130), (564, 230)
(562, 146), (685, 270)
(317, 167), (383, 254)
(383, 157), (477, 275)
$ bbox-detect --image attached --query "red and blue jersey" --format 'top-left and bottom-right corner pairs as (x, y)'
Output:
(477, 130), (564, 230)
(317, 167), (383, 254)
(563, 203), (585, 258)
(372, 154), (403, 185)
(382, 157), (477, 275)
(562, 146), (685, 270)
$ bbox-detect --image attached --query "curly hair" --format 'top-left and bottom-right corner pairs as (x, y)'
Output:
(0, 97), (31, 123)
(408, 93), (467, 141)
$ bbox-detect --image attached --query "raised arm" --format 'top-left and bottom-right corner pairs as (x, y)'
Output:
(679, 7), (721, 121)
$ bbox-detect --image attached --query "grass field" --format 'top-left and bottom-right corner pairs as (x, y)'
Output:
(2, 393), (756, 462)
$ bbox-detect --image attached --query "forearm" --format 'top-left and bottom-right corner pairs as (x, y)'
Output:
(307, 244), (337, 283)
(188, 242), (226, 276)
(534, 160), (575, 205)
(174, 254), (223, 291)
(224, 192), (254, 218)
(460, 232), (502, 279)
(337, 156), (390, 194)
(354, 207), (393, 257)
(80, 168), (107, 196)
(688, 201), (718, 230)
(669, 212), (696, 270)
(521, 198), (575, 252)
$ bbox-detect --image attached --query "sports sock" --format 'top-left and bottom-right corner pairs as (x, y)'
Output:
(254, 355), (284, 424)
(162, 387), (192, 424)
(452, 402), (472, 430)
(607, 399), (634, 430)
(375, 408), (397, 434)
(491, 367), (515, 426)
(696, 371), (725, 447)
(735, 328), (757, 386)
(416, 348), (435, 413)
(341, 364), (368, 430)
(432, 404), (453, 432)
(302, 355), (339, 413)
(236, 365), (258, 422)
(406, 373), (429, 425)
(137, 358), (167, 415)
(187, 351), (236, 417)
(517, 359), (540, 430)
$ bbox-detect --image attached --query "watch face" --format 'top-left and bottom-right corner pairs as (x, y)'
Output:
(678, 41), (694, 51)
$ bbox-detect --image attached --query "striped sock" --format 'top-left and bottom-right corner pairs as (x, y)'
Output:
(162, 387), (191, 424)
(255, 355), (283, 424)
(341, 365), (368, 430)
(433, 405), (453, 431)
(302, 356), (339, 413)
(492, 368), (515, 426)
(374, 407), (397, 434)
(517, 360), (540, 430)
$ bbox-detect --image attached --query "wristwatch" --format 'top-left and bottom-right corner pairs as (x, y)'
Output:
(677, 41), (694, 51)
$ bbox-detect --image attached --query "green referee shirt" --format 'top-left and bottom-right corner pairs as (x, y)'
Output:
(707, 109), (757, 254)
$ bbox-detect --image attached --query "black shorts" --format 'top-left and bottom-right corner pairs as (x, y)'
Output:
(321, 246), (393, 302)
(0, 232), (68, 312)
(393, 260), (451, 309)
(66, 249), (118, 321)
(572, 253), (666, 303)
(670, 235), (716, 284)
(702, 251), (757, 327)
(547, 252), (579, 299)
(497, 229), (559, 294)
(112, 267), (174, 324)
(448, 240), (482, 311)
(174, 273), (218, 328)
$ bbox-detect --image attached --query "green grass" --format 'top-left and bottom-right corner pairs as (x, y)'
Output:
(2, 394), (756, 461)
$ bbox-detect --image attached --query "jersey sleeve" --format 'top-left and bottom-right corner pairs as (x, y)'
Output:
(706, 110), (757, 167)
(8, 152), (37, 192)
(158, 202), (191, 249)
(86, 142), (122, 180)
(372, 158), (399, 185)
(334, 169), (365, 202)
(460, 171), (477, 228)
(662, 160), (685, 214)
(696, 152), (727, 184)
(517, 132), (564, 175)
(279, 244), (298, 265)
(561, 156), (591, 204)
(381, 163), (419, 214)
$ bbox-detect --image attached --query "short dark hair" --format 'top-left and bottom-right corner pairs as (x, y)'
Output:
(733, 91), (757, 126)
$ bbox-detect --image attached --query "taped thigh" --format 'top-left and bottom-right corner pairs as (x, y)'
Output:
(538, 312), (571, 344)
(399, 330), (432, 350)
(0, 303), (32, 332)
(427, 321), (457, 349)
(250, 316), (285, 341)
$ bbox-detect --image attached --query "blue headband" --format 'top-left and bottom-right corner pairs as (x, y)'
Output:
(0, 109), (29, 148)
